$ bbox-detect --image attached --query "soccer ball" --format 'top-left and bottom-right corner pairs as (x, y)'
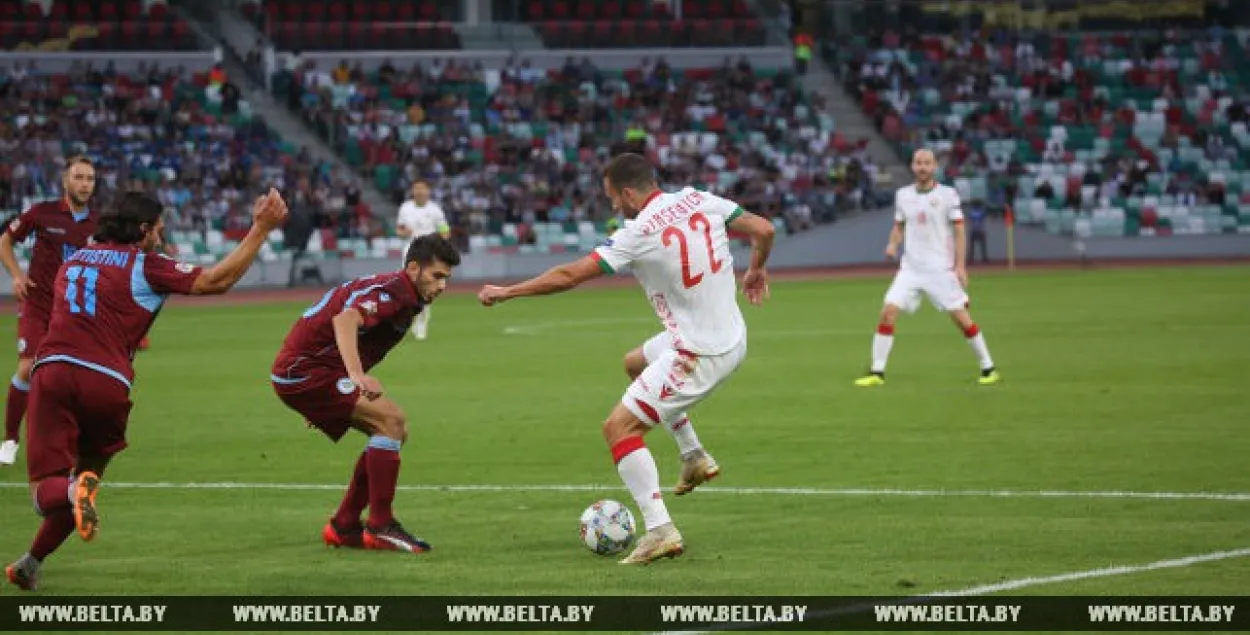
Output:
(578, 499), (636, 555)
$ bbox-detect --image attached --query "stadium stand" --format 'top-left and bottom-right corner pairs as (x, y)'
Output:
(274, 55), (871, 254)
(0, 0), (197, 51)
(0, 61), (377, 267)
(237, 0), (463, 50)
(838, 26), (1250, 238)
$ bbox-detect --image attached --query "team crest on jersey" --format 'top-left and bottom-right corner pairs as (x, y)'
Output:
(175, 262), (195, 273)
(336, 378), (356, 394)
(917, 211), (928, 224)
(360, 300), (378, 315)
(379, 293), (391, 303)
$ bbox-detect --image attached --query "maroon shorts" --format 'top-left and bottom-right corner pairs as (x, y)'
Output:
(15, 303), (50, 360)
(26, 362), (133, 482)
(272, 366), (361, 442)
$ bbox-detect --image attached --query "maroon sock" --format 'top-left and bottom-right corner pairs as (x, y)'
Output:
(333, 452), (369, 529)
(35, 476), (71, 514)
(5, 381), (29, 442)
(30, 508), (74, 561)
(365, 446), (401, 529)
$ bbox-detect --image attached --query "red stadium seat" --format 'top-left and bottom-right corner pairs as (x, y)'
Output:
(328, 1), (347, 22)
(396, 1), (416, 21)
(324, 22), (344, 49)
(575, 1), (594, 20)
(305, 2), (326, 23)
(49, 1), (68, 20)
(99, 0), (118, 20)
(351, 2), (370, 21)
(72, 2), (94, 21)
(551, 1), (569, 20)
(148, 3), (170, 20)
(123, 0), (142, 19)
(419, 2), (438, 20)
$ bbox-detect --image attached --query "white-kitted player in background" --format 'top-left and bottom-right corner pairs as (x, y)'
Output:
(395, 179), (449, 340)
(854, 149), (1001, 386)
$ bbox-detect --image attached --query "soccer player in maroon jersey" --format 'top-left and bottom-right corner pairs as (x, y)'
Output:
(0, 156), (99, 466)
(271, 233), (460, 554)
(4, 189), (288, 591)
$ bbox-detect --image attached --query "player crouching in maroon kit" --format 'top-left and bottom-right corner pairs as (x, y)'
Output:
(271, 234), (460, 554)
(4, 189), (288, 591)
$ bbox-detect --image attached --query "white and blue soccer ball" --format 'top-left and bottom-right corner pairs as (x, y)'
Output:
(579, 499), (636, 555)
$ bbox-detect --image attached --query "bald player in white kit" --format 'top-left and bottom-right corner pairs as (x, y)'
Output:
(396, 180), (449, 340)
(477, 153), (776, 565)
(854, 149), (1001, 386)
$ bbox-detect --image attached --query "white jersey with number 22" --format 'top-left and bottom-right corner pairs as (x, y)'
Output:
(592, 187), (746, 356)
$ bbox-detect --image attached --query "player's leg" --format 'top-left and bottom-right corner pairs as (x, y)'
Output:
(413, 306), (430, 340)
(1, 357), (33, 465)
(926, 273), (1000, 384)
(856, 271), (918, 386)
(7, 365), (81, 591)
(348, 394), (431, 553)
(3, 314), (45, 465)
(625, 334), (718, 494)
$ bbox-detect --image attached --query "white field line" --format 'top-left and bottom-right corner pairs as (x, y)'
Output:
(658, 546), (1250, 634)
(0, 481), (1248, 501)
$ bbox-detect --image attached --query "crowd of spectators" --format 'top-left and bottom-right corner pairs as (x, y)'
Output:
(0, 60), (369, 243)
(839, 26), (1250, 214)
(282, 53), (879, 241)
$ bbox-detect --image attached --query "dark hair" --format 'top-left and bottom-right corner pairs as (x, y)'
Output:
(95, 191), (162, 245)
(603, 153), (657, 192)
(405, 233), (461, 268)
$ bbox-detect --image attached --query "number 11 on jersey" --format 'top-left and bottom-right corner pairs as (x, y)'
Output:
(662, 212), (724, 289)
(65, 265), (99, 316)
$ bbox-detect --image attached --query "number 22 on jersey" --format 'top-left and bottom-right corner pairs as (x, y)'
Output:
(662, 212), (723, 289)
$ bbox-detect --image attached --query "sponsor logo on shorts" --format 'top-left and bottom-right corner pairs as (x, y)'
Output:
(336, 378), (357, 395)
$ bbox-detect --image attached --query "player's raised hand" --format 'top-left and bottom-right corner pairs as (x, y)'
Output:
(351, 374), (384, 401)
(252, 188), (289, 231)
(741, 267), (770, 306)
(478, 285), (510, 307)
(11, 273), (34, 302)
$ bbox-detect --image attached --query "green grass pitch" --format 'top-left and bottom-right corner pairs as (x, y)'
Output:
(0, 265), (1248, 599)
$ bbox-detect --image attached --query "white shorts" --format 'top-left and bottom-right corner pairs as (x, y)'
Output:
(622, 331), (746, 427)
(884, 268), (969, 313)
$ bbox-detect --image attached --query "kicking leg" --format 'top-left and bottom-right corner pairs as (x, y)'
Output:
(350, 396), (429, 554)
(603, 403), (683, 565)
(1, 358), (34, 465)
(625, 342), (718, 495)
(949, 309), (999, 384)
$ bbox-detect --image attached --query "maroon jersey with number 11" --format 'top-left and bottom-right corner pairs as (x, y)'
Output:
(35, 244), (203, 390)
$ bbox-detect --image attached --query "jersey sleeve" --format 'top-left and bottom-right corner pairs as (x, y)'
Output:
(893, 190), (905, 223)
(946, 188), (965, 223)
(700, 192), (745, 225)
(5, 207), (38, 243)
(591, 224), (648, 274)
(395, 203), (412, 228)
(144, 253), (204, 295)
(342, 283), (408, 329)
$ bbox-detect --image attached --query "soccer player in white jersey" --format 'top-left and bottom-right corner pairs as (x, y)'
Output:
(396, 180), (449, 340)
(478, 154), (776, 565)
(854, 149), (1001, 386)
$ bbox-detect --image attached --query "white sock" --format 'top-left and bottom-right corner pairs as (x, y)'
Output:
(614, 441), (671, 531)
(871, 331), (894, 373)
(966, 330), (994, 370)
(669, 415), (703, 459)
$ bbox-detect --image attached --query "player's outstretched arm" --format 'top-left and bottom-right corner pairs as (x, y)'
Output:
(189, 189), (288, 295)
(727, 211), (776, 306)
(478, 255), (603, 306)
